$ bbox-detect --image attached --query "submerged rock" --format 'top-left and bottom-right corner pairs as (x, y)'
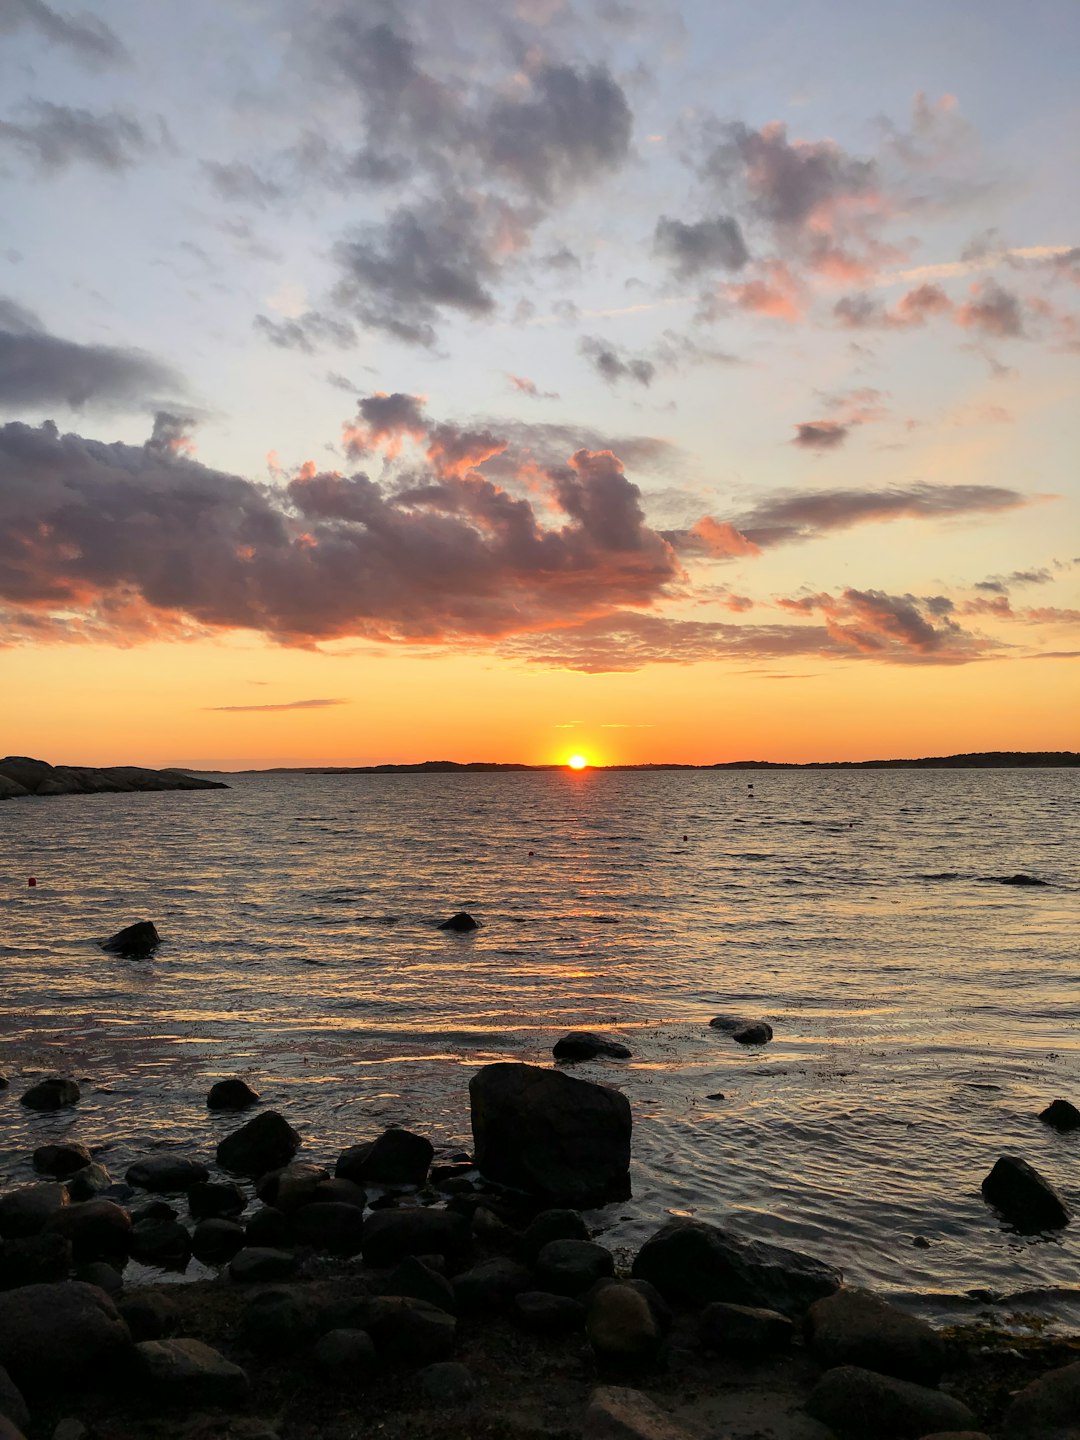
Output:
(125, 1156), (208, 1193)
(998, 873), (1049, 886)
(216, 1111), (300, 1177)
(438, 911), (480, 932)
(32, 1145), (92, 1180)
(1039, 1098), (1080, 1132)
(981, 1155), (1070, 1231)
(805, 1286), (945, 1384)
(553, 1032), (632, 1062)
(100, 921), (160, 958)
(709, 1015), (773, 1045)
(206, 1078), (260, 1111)
(18, 1077), (79, 1112)
(806, 1365), (975, 1440)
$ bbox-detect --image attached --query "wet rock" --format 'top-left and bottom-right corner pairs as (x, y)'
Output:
(0, 1282), (132, 1392)
(245, 1207), (292, 1248)
(116, 1292), (174, 1343)
(732, 1022), (773, 1045)
(32, 1145), (92, 1179)
(981, 1155), (1070, 1231)
(100, 921), (160, 958)
(364, 1297), (456, 1365)
(72, 1261), (123, 1298)
(806, 1287), (945, 1384)
(18, 1077), (79, 1112)
(1002, 1358), (1080, 1439)
(292, 1202), (365, 1256)
(384, 1256), (457, 1316)
(309, 1178), (368, 1209)
(229, 1248), (298, 1283)
(699, 1300), (792, 1352)
(64, 1166), (113, 1202)
(361, 1208), (471, 1268)
(537, 1239), (615, 1297)
(216, 1111), (300, 1177)
(125, 1156), (209, 1193)
(806, 1366), (976, 1440)
(417, 1360), (475, 1404)
(553, 1033), (632, 1062)
(129, 1217), (192, 1270)
(513, 1291), (586, 1335)
(45, 1200), (132, 1261)
(1039, 1099), (1080, 1133)
(256, 1162), (330, 1212)
(207, 1078), (260, 1110)
(583, 1385), (693, 1440)
(453, 1258), (534, 1312)
(0, 1185), (69, 1240)
(134, 1338), (249, 1406)
(587, 1284), (661, 1362)
(999, 874), (1048, 886)
(632, 1218), (841, 1316)
(470, 1062), (632, 1208)
(438, 912), (479, 932)
(0, 1233), (72, 1290)
(0, 1364), (29, 1433)
(520, 1208), (591, 1262)
(336, 1127), (434, 1188)
(191, 1218), (246, 1264)
(188, 1181), (246, 1220)
(310, 1329), (377, 1384)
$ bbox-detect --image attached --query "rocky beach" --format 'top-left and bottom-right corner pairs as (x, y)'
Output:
(0, 759), (227, 803)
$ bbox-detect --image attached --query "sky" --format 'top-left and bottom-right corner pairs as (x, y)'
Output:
(0, 0), (1077, 768)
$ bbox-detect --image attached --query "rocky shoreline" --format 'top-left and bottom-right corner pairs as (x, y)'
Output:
(0, 757), (227, 802)
(2, 1053), (1079, 1440)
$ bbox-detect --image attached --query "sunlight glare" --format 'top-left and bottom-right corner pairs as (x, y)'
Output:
(567, 754), (588, 770)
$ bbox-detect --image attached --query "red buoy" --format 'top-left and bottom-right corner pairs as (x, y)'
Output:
(28, 878), (36, 887)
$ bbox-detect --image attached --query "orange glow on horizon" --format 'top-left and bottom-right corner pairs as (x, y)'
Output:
(567, 754), (588, 770)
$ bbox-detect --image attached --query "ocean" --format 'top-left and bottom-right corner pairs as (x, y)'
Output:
(1, 767), (1077, 1323)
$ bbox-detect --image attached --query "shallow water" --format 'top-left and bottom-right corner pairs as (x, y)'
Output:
(1, 768), (1078, 1322)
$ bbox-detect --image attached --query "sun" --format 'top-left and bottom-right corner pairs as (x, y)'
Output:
(567, 754), (589, 770)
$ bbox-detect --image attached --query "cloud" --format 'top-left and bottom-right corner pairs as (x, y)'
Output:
(654, 213), (749, 277)
(0, 101), (152, 173)
(342, 390), (429, 458)
(0, 0), (127, 66)
(146, 410), (196, 456)
(776, 587), (990, 662)
(975, 568), (1053, 594)
(680, 517), (761, 559)
(834, 282), (953, 329)
(0, 298), (183, 411)
(579, 335), (655, 387)
(954, 279), (1025, 338)
(202, 161), (284, 208)
(791, 420), (848, 450)
(710, 260), (803, 321)
(207, 698), (347, 712)
(506, 374), (559, 400)
(253, 311), (357, 353)
(579, 330), (736, 388)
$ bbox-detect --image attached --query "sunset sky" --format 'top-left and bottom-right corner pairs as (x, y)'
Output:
(1, 0), (1077, 767)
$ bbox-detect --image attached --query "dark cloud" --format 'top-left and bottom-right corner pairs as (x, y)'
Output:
(579, 335), (655, 387)
(0, 101), (151, 173)
(975, 567), (1053, 594)
(776, 586), (986, 661)
(654, 213), (749, 277)
(791, 421), (848, 450)
(207, 697), (347, 712)
(0, 299), (183, 411)
(253, 311), (357, 353)
(146, 410), (197, 455)
(0, 0), (128, 66)
(954, 279), (1025, 338)
(834, 283), (953, 330)
(202, 161), (284, 208)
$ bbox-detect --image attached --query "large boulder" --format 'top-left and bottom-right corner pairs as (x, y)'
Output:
(806, 1366), (975, 1440)
(0, 1282), (131, 1392)
(188, 1182), (246, 1221)
(1002, 1358), (1080, 1439)
(18, 1077), (79, 1112)
(129, 1217), (192, 1269)
(553, 1033), (632, 1062)
(32, 1145), (92, 1179)
(0, 1233), (73, 1290)
(216, 1112), (300, 1176)
(336, 1128), (433, 1187)
(469, 1062), (632, 1207)
(256, 1162), (330, 1212)
(0, 1185), (69, 1240)
(125, 1156), (209, 1193)
(100, 922), (160, 958)
(452, 1258), (533, 1313)
(631, 1219), (840, 1316)
(981, 1156), (1070, 1231)
(438, 912), (479, 932)
(1039, 1099), (1080, 1133)
(586, 1284), (662, 1362)
(134, 1338), (249, 1406)
(805, 1287), (944, 1384)
(45, 1201), (132, 1261)
(360, 1209), (471, 1269)
(536, 1240), (615, 1297)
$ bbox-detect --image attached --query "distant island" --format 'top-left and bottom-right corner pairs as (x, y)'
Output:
(233, 751), (1078, 774)
(0, 756), (228, 800)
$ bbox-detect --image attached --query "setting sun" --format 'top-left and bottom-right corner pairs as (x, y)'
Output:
(567, 754), (589, 770)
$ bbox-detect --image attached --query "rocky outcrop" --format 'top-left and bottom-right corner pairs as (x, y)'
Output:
(981, 1155), (1070, 1231)
(100, 922), (160, 958)
(469, 1062), (632, 1207)
(0, 756), (227, 800)
(1039, 1098), (1080, 1132)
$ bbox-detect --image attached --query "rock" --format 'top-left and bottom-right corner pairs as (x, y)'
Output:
(134, 1338), (249, 1406)
(0, 1364), (29, 1432)
(129, 1217), (192, 1270)
(207, 1078), (260, 1110)
(453, 1258), (534, 1312)
(806, 1287), (945, 1384)
(191, 1218), (246, 1264)
(587, 1284), (661, 1362)
(589, 1278), (671, 1334)
(229, 1247), (298, 1283)
(0, 1185), (69, 1240)
(806, 1366), (976, 1440)
(361, 1208), (471, 1268)
(292, 1202), (365, 1256)
(520, 1208), (591, 1262)
(553, 1033), (632, 1062)
(64, 1166), (113, 1202)
(1039, 1099), (1080, 1132)
(52, 1421), (88, 1440)
(337, 1127), (434, 1187)
(131, 1199), (177, 1223)
(916, 1434), (990, 1440)
(236, 1288), (317, 1356)
(583, 1385), (693, 1440)
(125, 1156), (209, 1193)
(1002, 1358), (1080, 1439)
(116, 1292), (174, 1343)
(632, 1219), (841, 1316)
(245, 1207), (292, 1248)
(384, 1256), (457, 1315)
(999, 874), (1048, 886)
(0, 1233), (72, 1290)
(417, 1361), (475, 1404)
(981, 1155), (1070, 1231)
(100, 921), (160, 958)
(256, 1163), (330, 1212)
(188, 1181), (246, 1220)
(310, 1329), (377, 1383)
(537, 1239), (615, 1297)
(73, 1261), (123, 1298)
(0, 1282), (131, 1391)
(470, 1062), (632, 1207)
(45, 1200), (132, 1261)
(0, 1417), (25, 1440)
(732, 1022), (773, 1045)
(216, 1112), (301, 1177)
(431, 1163), (476, 1190)
(18, 1077), (79, 1112)
(699, 1300), (792, 1352)
(32, 1145), (92, 1179)
(364, 1297), (456, 1364)
(514, 1291), (586, 1335)
(438, 912), (479, 932)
